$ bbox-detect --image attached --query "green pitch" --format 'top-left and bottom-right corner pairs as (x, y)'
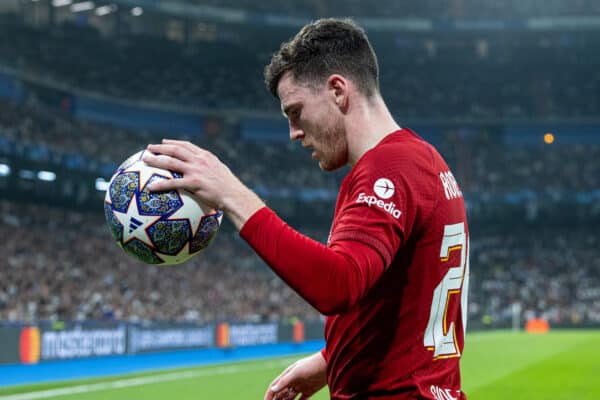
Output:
(1, 330), (598, 400)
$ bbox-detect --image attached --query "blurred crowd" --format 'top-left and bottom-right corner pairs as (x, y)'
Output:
(469, 229), (600, 327)
(2, 100), (600, 196)
(0, 99), (343, 190)
(0, 16), (598, 119)
(0, 18), (269, 110)
(440, 132), (600, 193)
(1, 200), (598, 328)
(0, 200), (321, 324)
(0, 99), (134, 169)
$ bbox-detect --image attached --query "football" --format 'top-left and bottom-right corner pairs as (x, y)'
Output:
(103, 150), (222, 265)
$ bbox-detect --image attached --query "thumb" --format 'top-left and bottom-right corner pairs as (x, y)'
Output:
(271, 374), (293, 392)
(270, 380), (283, 392)
(270, 363), (296, 391)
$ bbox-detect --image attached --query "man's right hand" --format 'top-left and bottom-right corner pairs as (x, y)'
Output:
(265, 351), (327, 400)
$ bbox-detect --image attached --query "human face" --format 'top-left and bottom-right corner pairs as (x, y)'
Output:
(277, 72), (348, 171)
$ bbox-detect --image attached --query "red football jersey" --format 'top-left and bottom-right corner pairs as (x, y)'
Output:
(324, 128), (470, 399)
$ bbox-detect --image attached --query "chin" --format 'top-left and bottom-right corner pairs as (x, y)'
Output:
(319, 159), (343, 172)
(318, 162), (330, 171)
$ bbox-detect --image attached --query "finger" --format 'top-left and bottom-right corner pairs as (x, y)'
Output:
(265, 365), (296, 400)
(143, 177), (190, 193)
(273, 388), (297, 400)
(265, 376), (284, 400)
(146, 143), (196, 162)
(289, 388), (301, 400)
(265, 377), (284, 400)
(264, 386), (275, 400)
(161, 139), (206, 154)
(160, 140), (218, 163)
(162, 138), (193, 145)
(142, 153), (188, 175)
(270, 365), (295, 392)
(266, 386), (292, 400)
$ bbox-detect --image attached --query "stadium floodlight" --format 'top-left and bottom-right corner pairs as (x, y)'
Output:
(95, 177), (109, 191)
(38, 171), (57, 182)
(95, 4), (117, 16)
(52, 0), (72, 7)
(0, 163), (10, 177)
(544, 133), (555, 144)
(131, 6), (143, 16)
(71, 1), (95, 12)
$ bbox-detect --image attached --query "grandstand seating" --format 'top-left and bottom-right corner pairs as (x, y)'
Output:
(0, 16), (598, 119)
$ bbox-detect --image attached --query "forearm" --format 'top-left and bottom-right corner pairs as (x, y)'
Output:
(240, 207), (384, 315)
(221, 183), (266, 231)
(308, 350), (327, 381)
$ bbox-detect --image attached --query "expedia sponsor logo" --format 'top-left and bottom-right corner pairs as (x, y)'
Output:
(373, 178), (395, 199)
(356, 192), (402, 219)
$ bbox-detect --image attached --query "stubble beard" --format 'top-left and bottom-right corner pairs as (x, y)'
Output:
(318, 116), (347, 172)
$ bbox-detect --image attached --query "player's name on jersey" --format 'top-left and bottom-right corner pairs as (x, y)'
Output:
(439, 170), (463, 200)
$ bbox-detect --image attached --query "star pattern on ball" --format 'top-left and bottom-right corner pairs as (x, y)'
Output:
(123, 162), (173, 189)
(156, 245), (192, 265)
(112, 193), (162, 247)
(104, 172), (121, 205)
(168, 198), (205, 237)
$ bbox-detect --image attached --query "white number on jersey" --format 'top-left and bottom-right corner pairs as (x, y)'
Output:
(424, 222), (470, 359)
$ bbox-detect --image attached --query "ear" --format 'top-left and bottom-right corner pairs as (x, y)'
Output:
(327, 74), (349, 111)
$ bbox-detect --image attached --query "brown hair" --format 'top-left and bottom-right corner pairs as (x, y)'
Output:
(264, 18), (380, 98)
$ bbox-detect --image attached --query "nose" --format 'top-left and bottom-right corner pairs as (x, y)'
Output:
(289, 125), (304, 142)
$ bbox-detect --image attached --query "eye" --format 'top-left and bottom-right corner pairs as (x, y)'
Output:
(291, 108), (301, 121)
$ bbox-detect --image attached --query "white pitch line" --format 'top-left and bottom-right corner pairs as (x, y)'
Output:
(0, 358), (297, 400)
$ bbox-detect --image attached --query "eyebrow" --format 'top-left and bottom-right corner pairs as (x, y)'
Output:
(282, 102), (300, 119)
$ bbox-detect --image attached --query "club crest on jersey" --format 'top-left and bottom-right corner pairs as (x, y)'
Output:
(355, 177), (402, 219)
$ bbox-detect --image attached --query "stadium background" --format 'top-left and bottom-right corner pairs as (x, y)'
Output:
(0, 0), (599, 398)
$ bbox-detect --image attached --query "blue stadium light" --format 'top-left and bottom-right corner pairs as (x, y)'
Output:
(95, 177), (109, 191)
(71, 1), (95, 12)
(52, 0), (72, 7)
(37, 171), (57, 182)
(0, 163), (10, 177)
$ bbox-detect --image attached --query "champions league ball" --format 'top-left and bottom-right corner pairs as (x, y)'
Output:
(104, 150), (222, 265)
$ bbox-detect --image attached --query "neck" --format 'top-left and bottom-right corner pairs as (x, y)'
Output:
(345, 93), (401, 166)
